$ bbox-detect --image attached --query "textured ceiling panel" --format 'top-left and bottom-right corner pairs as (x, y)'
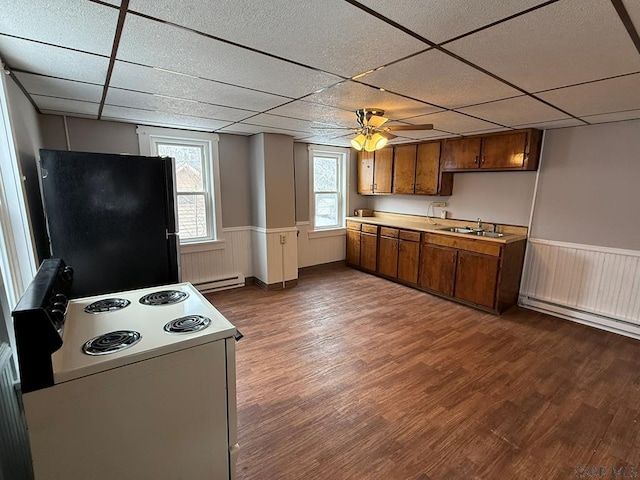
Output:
(457, 96), (570, 126)
(537, 74), (640, 117)
(447, 0), (640, 92)
(513, 118), (584, 130)
(0, 36), (109, 84)
(110, 61), (291, 112)
(267, 101), (355, 127)
(217, 123), (308, 137)
(295, 135), (352, 147)
(102, 105), (232, 131)
(387, 129), (453, 141)
(14, 72), (103, 103)
(127, 0), (426, 78)
(105, 89), (255, 122)
(32, 95), (99, 116)
(304, 81), (443, 120)
(117, 15), (342, 98)
(241, 113), (337, 133)
(361, 49), (522, 109)
(582, 109), (640, 124)
(0, 0), (118, 55)
(358, 0), (549, 44)
(404, 110), (502, 134)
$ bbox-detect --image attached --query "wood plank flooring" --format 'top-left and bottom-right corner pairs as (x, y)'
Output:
(207, 263), (640, 480)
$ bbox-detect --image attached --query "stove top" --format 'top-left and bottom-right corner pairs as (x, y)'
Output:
(53, 282), (236, 383)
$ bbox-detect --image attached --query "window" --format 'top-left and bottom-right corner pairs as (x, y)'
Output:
(137, 127), (222, 245)
(309, 145), (348, 231)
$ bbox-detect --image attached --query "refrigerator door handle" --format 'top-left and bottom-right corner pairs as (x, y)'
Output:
(167, 232), (181, 282)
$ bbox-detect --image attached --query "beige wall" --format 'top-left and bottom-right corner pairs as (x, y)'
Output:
(531, 120), (640, 250)
(367, 171), (536, 226)
(249, 134), (266, 229)
(218, 133), (251, 228)
(293, 142), (309, 222)
(263, 134), (295, 229)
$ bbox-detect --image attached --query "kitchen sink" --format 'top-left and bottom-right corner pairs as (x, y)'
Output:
(437, 226), (505, 238)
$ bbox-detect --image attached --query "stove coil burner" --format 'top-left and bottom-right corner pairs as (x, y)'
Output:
(164, 315), (211, 334)
(84, 298), (131, 314)
(139, 290), (189, 306)
(82, 330), (141, 356)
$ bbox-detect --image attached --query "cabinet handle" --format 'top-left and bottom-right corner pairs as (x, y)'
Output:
(475, 155), (479, 164)
(371, 184), (374, 191)
(481, 156), (486, 165)
(374, 183), (377, 190)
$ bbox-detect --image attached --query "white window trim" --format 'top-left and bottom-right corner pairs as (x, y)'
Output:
(137, 126), (224, 247)
(308, 144), (349, 234)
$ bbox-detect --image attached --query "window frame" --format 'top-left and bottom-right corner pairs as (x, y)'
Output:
(137, 126), (223, 248)
(308, 144), (348, 234)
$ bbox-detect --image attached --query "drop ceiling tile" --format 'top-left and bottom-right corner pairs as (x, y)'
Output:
(446, 0), (640, 92)
(32, 95), (99, 116)
(386, 129), (454, 141)
(217, 124), (307, 137)
(14, 72), (103, 102)
(304, 81), (443, 120)
(536, 74), (640, 117)
(105, 89), (255, 122)
(268, 101), (355, 127)
(0, 0), (118, 55)
(243, 113), (335, 133)
(513, 118), (585, 130)
(102, 105), (232, 131)
(295, 135), (352, 147)
(0, 36), (109, 84)
(625, 0), (640, 29)
(403, 110), (501, 134)
(127, 0), (426, 78)
(457, 96), (568, 126)
(110, 62), (291, 112)
(117, 15), (343, 99)
(360, 49), (522, 109)
(358, 0), (549, 44)
(582, 109), (640, 124)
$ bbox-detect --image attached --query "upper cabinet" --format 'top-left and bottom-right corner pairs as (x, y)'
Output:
(357, 149), (393, 194)
(393, 142), (453, 196)
(442, 129), (542, 172)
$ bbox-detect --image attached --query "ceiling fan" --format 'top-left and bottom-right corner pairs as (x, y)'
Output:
(348, 108), (434, 152)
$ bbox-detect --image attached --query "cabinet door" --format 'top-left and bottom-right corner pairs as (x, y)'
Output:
(392, 145), (417, 194)
(442, 137), (481, 170)
(480, 132), (528, 170)
(398, 239), (420, 284)
(419, 244), (456, 295)
(378, 236), (399, 278)
(346, 229), (361, 266)
(357, 151), (374, 194)
(373, 148), (393, 193)
(360, 233), (378, 271)
(454, 251), (499, 309)
(415, 142), (440, 195)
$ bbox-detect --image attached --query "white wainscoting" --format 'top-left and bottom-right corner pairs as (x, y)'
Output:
(520, 238), (640, 338)
(296, 222), (346, 268)
(251, 226), (298, 285)
(180, 227), (252, 285)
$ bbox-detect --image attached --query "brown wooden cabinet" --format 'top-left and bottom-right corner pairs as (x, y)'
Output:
(377, 227), (399, 278)
(454, 251), (500, 309)
(360, 224), (378, 271)
(357, 149), (393, 194)
(346, 222), (361, 266)
(397, 230), (421, 285)
(419, 244), (456, 295)
(392, 145), (417, 194)
(391, 142), (453, 196)
(442, 129), (541, 172)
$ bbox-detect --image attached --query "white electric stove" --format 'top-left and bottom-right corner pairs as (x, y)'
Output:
(13, 260), (240, 480)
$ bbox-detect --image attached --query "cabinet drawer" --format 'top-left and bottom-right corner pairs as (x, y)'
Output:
(380, 227), (399, 238)
(423, 233), (502, 257)
(362, 224), (379, 234)
(399, 230), (420, 242)
(346, 220), (362, 231)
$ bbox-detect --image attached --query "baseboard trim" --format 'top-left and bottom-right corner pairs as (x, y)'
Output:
(253, 278), (298, 291)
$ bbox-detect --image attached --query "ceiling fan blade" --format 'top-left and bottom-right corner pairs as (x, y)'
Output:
(386, 124), (434, 131)
(367, 115), (388, 128)
(382, 132), (397, 140)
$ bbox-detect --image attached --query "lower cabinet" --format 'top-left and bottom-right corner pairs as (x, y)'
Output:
(378, 228), (399, 278)
(346, 229), (361, 266)
(454, 251), (500, 309)
(397, 231), (420, 284)
(360, 225), (378, 271)
(418, 244), (456, 296)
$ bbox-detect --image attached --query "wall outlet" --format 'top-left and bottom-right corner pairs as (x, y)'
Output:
(279, 234), (287, 244)
(432, 202), (447, 208)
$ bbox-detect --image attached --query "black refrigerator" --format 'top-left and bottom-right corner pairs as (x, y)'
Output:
(39, 149), (180, 298)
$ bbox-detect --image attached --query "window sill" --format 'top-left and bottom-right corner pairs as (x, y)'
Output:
(180, 238), (226, 254)
(308, 228), (346, 239)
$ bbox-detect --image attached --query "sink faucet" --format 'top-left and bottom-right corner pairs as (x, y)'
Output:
(476, 217), (482, 230)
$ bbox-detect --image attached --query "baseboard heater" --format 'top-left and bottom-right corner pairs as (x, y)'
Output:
(193, 274), (245, 293)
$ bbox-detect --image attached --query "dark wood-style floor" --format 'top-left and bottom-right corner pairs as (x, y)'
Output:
(207, 263), (640, 480)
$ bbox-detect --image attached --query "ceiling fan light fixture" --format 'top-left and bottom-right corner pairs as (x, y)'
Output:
(350, 134), (366, 151)
(372, 133), (388, 150)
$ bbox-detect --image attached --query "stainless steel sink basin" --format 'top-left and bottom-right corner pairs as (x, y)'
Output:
(438, 227), (476, 234)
